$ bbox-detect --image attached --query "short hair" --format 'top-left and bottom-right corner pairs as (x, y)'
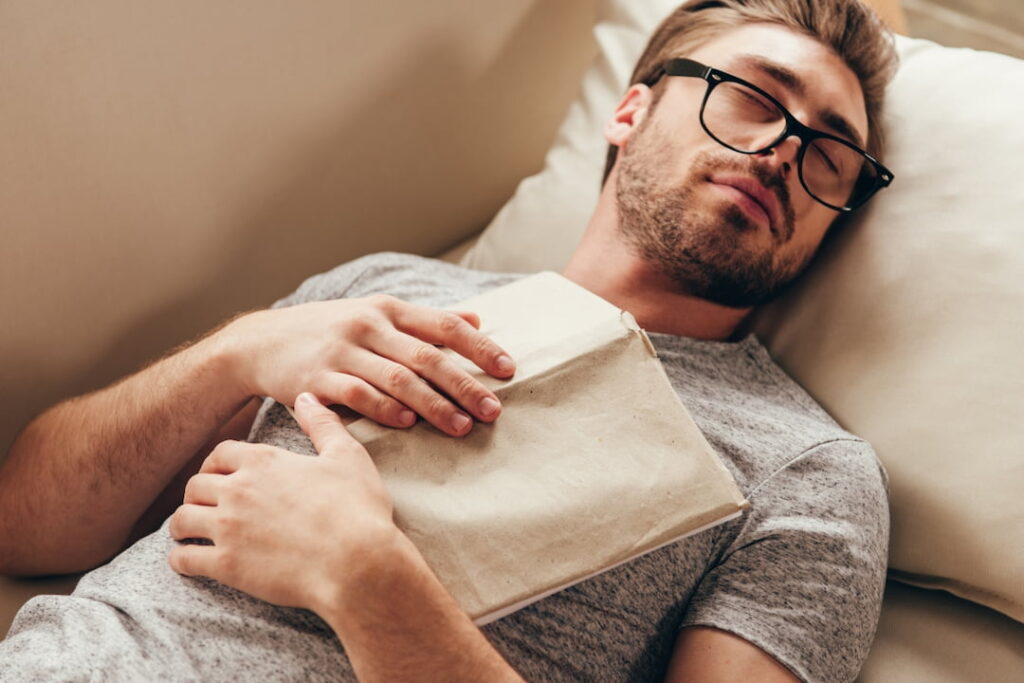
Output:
(602, 0), (898, 185)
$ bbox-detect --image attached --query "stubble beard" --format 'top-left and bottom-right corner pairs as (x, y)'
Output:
(615, 120), (813, 309)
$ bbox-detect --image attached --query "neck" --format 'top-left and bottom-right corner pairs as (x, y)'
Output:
(561, 170), (752, 342)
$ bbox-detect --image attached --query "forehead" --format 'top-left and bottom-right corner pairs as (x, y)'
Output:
(682, 23), (869, 144)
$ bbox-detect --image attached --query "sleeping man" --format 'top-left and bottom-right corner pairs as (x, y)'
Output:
(0, 0), (898, 680)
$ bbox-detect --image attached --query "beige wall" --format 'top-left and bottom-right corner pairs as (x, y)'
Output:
(0, 0), (595, 455)
(904, 0), (1024, 58)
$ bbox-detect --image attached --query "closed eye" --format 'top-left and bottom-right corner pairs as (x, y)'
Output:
(812, 144), (839, 175)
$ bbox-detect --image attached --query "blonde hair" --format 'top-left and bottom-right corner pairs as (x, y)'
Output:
(603, 0), (898, 184)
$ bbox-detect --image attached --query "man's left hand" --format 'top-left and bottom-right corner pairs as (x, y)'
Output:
(167, 391), (396, 615)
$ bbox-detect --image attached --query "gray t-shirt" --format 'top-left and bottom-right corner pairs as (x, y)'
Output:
(0, 253), (889, 683)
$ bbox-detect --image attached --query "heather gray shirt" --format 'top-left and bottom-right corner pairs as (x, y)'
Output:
(0, 253), (889, 682)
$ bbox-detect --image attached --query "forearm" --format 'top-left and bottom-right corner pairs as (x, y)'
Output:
(320, 531), (522, 683)
(0, 330), (250, 575)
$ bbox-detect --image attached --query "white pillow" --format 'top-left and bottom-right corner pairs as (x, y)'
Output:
(462, 0), (681, 272)
(462, 6), (1024, 623)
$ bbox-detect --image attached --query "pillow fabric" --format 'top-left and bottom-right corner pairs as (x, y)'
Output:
(462, 0), (680, 272)
(461, 4), (1024, 622)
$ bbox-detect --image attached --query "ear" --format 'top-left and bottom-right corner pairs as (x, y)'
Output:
(604, 83), (655, 148)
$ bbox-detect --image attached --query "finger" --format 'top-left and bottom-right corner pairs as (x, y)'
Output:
(182, 473), (223, 505)
(199, 440), (248, 474)
(389, 303), (515, 379)
(316, 372), (416, 429)
(368, 332), (502, 424)
(168, 543), (219, 578)
(169, 504), (218, 541)
(355, 351), (476, 437)
(294, 392), (368, 459)
(453, 310), (480, 329)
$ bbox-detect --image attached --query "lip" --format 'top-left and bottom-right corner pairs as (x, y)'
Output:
(709, 175), (783, 237)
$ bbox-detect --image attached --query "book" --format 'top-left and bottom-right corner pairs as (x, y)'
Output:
(304, 272), (749, 624)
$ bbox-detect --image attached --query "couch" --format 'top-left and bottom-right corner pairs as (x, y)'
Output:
(2, 1), (1021, 680)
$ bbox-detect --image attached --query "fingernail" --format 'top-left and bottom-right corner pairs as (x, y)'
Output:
(480, 397), (500, 418)
(296, 392), (318, 407)
(451, 413), (472, 433)
(496, 355), (515, 374)
(399, 409), (416, 426)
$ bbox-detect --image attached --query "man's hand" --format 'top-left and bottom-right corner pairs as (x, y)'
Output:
(167, 391), (396, 613)
(168, 393), (522, 681)
(220, 295), (516, 437)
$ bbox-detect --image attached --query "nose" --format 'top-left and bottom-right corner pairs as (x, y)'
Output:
(755, 134), (801, 177)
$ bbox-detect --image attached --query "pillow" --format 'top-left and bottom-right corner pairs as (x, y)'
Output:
(461, 5), (1024, 622)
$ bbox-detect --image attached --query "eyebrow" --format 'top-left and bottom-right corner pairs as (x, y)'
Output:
(732, 54), (866, 149)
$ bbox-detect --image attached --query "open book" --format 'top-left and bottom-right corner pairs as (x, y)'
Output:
(303, 273), (749, 624)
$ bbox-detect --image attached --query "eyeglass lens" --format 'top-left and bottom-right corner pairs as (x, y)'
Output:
(702, 80), (879, 209)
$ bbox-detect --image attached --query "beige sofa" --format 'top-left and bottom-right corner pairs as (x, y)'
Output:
(2, 1), (1021, 680)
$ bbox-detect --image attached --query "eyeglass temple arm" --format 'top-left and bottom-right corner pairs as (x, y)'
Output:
(642, 58), (711, 87)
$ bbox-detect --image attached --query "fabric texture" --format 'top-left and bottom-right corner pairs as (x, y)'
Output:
(1, 253), (888, 683)
(460, 0), (1024, 622)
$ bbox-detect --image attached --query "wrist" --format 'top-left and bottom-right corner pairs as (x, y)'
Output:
(313, 525), (521, 681)
(202, 311), (261, 401)
(315, 524), (425, 634)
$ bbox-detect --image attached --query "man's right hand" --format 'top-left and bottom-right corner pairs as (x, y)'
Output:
(219, 295), (516, 437)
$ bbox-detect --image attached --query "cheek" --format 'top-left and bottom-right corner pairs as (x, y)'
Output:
(792, 203), (836, 250)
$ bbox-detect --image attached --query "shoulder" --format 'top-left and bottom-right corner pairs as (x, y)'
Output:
(270, 252), (526, 309)
(684, 438), (889, 683)
(270, 252), (430, 308)
(656, 334), (887, 495)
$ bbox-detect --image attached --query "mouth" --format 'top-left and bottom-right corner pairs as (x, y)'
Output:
(708, 175), (783, 238)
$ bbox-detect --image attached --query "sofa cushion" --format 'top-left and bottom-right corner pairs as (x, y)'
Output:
(462, 2), (1024, 622)
(857, 582), (1024, 682)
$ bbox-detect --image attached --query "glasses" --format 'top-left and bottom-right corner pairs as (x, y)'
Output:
(643, 58), (893, 212)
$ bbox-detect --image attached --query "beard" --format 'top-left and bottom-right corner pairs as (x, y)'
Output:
(615, 118), (814, 309)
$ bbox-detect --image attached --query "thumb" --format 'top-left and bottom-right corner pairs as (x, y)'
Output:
(294, 392), (362, 459)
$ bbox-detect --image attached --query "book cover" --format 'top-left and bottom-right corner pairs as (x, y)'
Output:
(298, 272), (749, 623)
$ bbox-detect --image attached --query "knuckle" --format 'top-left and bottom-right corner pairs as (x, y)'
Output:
(375, 394), (397, 419)
(215, 513), (241, 537)
(368, 294), (399, 313)
(212, 440), (238, 456)
(338, 377), (369, 406)
(309, 372), (331, 395)
(181, 552), (199, 577)
(472, 334), (497, 359)
(215, 550), (237, 577)
(168, 510), (182, 538)
(427, 395), (452, 419)
(311, 413), (338, 433)
(170, 548), (189, 574)
(411, 344), (443, 369)
(223, 481), (251, 506)
(256, 444), (279, 462)
(240, 446), (266, 467)
(345, 312), (379, 337)
(437, 312), (465, 336)
(452, 373), (480, 399)
(383, 364), (416, 390)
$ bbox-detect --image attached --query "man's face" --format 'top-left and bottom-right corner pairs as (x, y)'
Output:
(611, 23), (870, 308)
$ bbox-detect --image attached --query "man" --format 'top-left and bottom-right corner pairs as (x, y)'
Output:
(0, 0), (897, 680)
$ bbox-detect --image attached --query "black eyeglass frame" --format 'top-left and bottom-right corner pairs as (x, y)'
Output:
(643, 58), (894, 212)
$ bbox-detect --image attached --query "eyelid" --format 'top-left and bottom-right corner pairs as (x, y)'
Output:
(737, 74), (786, 108)
(742, 77), (853, 146)
(738, 87), (774, 110)
(817, 146), (839, 173)
(731, 68), (864, 151)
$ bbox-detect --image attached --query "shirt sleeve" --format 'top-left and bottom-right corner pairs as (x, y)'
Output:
(679, 438), (889, 683)
(269, 253), (381, 309)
